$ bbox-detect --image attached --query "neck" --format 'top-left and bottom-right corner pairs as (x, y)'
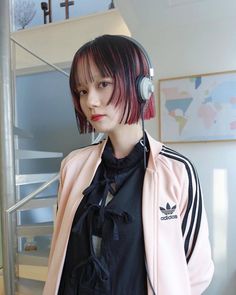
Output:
(108, 123), (144, 159)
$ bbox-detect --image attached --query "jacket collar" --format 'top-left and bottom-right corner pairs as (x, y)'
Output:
(95, 132), (163, 172)
(146, 132), (163, 171)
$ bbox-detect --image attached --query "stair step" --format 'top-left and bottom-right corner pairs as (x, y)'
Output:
(16, 278), (45, 295)
(13, 127), (33, 138)
(17, 251), (49, 267)
(16, 173), (58, 185)
(0, 269), (46, 292)
(17, 222), (53, 237)
(15, 149), (63, 160)
(20, 196), (57, 210)
(17, 265), (48, 282)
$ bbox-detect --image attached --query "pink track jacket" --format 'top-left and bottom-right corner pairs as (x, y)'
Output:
(43, 133), (214, 295)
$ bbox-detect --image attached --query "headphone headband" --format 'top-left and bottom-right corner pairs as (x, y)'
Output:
(120, 35), (154, 80)
(120, 35), (154, 102)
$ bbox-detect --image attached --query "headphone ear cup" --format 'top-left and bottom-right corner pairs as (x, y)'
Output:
(136, 75), (154, 103)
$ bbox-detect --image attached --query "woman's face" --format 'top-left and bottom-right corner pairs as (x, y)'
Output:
(77, 60), (123, 134)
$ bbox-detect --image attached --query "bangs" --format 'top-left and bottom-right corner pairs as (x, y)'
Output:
(72, 51), (114, 96)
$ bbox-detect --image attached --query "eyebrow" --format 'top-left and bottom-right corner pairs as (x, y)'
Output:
(77, 75), (113, 85)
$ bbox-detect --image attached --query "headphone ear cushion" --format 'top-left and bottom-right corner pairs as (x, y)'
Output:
(136, 75), (154, 103)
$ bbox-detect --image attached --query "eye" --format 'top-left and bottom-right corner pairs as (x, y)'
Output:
(99, 81), (109, 88)
(98, 79), (113, 89)
(78, 89), (87, 96)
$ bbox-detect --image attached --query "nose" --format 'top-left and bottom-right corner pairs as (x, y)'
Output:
(86, 88), (101, 108)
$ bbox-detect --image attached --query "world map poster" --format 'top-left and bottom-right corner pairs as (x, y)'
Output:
(159, 71), (236, 142)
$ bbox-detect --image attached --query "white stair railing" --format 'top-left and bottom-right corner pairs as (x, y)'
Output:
(7, 174), (59, 216)
(10, 38), (70, 78)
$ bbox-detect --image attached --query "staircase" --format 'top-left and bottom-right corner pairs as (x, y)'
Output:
(13, 127), (63, 294)
(8, 129), (103, 295)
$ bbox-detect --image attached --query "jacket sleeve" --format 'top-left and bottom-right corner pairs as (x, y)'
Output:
(181, 161), (214, 295)
(48, 157), (66, 266)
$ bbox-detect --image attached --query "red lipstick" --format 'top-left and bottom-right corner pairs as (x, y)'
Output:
(91, 115), (105, 122)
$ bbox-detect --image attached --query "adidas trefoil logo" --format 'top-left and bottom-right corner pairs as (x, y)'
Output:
(160, 202), (178, 220)
(160, 203), (176, 215)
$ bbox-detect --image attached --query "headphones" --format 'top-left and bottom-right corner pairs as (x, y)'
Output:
(122, 35), (155, 103)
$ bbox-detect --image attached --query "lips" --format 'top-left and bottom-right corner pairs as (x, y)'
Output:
(91, 114), (105, 122)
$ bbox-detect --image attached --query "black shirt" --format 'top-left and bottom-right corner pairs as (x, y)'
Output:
(58, 137), (148, 295)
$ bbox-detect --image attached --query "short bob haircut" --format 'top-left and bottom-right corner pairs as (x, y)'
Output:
(70, 34), (156, 134)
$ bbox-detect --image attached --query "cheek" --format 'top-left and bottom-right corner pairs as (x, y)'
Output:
(109, 105), (123, 122)
(79, 99), (87, 115)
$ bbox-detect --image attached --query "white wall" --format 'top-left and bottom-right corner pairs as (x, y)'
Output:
(116, 0), (236, 294)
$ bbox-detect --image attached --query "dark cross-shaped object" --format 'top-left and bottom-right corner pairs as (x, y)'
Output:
(41, 0), (52, 24)
(109, 0), (115, 9)
(60, 0), (74, 19)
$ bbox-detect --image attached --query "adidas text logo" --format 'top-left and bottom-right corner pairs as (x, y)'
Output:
(160, 202), (178, 220)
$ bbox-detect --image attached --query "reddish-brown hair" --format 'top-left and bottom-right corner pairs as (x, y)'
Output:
(70, 34), (155, 133)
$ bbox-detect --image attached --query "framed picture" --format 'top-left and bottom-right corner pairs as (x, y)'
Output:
(158, 70), (236, 143)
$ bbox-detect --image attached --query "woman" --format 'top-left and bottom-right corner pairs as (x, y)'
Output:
(43, 35), (214, 295)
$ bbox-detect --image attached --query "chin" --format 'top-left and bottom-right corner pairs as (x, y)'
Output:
(91, 121), (118, 134)
(92, 126), (109, 133)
